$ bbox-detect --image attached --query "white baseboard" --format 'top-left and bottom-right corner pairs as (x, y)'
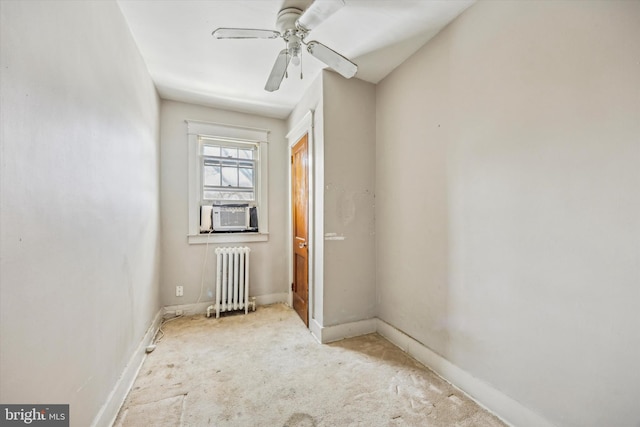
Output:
(315, 317), (377, 344)
(309, 318), (323, 343)
(164, 293), (288, 317)
(91, 308), (163, 427)
(375, 319), (555, 427)
(163, 301), (217, 316)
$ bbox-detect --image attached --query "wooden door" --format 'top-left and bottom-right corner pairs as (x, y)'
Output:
(291, 134), (309, 326)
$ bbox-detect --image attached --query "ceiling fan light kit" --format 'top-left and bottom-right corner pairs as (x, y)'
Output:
(212, 0), (357, 92)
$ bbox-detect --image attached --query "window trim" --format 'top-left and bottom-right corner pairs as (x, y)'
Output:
(186, 120), (269, 244)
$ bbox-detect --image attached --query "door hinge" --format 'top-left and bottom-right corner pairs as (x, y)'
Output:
(291, 282), (295, 291)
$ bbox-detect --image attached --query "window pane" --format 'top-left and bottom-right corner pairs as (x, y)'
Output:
(204, 190), (254, 201)
(239, 168), (253, 188)
(234, 191), (254, 201)
(203, 145), (220, 156)
(203, 165), (220, 186)
(238, 148), (253, 159)
(221, 167), (238, 187)
(221, 147), (237, 158)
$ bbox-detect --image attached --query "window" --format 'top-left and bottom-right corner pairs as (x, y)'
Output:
(187, 120), (269, 244)
(200, 138), (257, 202)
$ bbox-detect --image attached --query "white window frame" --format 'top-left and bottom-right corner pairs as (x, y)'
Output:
(200, 137), (257, 203)
(187, 120), (269, 244)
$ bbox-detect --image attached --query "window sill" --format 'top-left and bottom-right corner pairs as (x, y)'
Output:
(187, 232), (269, 245)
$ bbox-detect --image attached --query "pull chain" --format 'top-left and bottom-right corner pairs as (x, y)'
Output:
(285, 49), (289, 79)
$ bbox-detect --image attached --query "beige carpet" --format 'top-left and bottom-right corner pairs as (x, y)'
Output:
(114, 304), (506, 427)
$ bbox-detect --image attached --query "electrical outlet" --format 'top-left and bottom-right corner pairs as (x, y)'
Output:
(175, 309), (183, 316)
(176, 285), (183, 297)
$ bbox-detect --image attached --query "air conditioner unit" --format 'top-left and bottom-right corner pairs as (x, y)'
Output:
(212, 205), (253, 231)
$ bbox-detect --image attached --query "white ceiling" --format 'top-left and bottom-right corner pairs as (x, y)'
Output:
(117, 0), (474, 119)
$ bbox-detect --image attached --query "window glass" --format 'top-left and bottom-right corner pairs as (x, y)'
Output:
(221, 167), (238, 187)
(238, 148), (253, 159)
(239, 168), (253, 188)
(221, 147), (237, 158)
(203, 165), (221, 186)
(203, 146), (220, 156)
(200, 139), (257, 202)
(203, 190), (254, 201)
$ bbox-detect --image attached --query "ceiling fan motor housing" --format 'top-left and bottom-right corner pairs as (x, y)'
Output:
(277, 7), (305, 62)
(276, 7), (303, 35)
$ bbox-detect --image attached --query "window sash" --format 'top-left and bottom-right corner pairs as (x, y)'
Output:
(200, 139), (257, 202)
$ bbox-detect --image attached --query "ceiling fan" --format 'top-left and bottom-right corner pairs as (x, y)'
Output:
(212, 0), (358, 92)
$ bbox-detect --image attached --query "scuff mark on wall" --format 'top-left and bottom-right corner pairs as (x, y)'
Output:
(75, 376), (94, 394)
(324, 233), (346, 241)
(326, 182), (375, 228)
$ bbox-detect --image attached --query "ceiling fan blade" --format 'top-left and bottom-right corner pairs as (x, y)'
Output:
(296, 0), (345, 31)
(306, 41), (357, 79)
(265, 49), (291, 92)
(212, 28), (280, 39)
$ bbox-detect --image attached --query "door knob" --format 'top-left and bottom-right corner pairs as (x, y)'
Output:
(298, 242), (307, 248)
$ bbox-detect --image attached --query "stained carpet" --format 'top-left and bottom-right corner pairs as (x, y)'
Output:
(114, 304), (506, 426)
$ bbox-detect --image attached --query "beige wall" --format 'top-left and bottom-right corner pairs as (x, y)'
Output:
(376, 1), (640, 426)
(159, 101), (289, 308)
(322, 72), (377, 326)
(0, 1), (161, 425)
(286, 71), (376, 330)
